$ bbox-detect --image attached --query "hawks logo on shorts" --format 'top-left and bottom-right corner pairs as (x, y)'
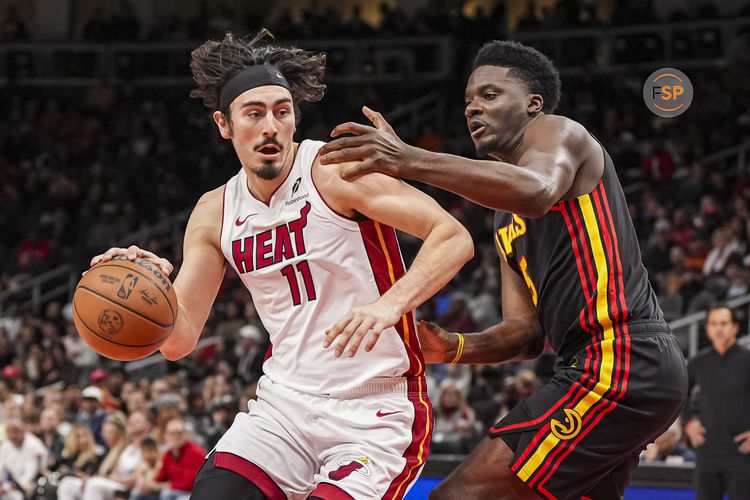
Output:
(550, 408), (582, 441)
(328, 457), (372, 481)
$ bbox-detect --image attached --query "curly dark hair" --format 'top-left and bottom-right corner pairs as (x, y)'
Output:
(190, 29), (326, 124)
(473, 41), (561, 114)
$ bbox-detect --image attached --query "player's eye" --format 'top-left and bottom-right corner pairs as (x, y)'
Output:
(485, 92), (497, 100)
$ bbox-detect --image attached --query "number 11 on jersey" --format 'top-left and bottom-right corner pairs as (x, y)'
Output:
(281, 260), (317, 306)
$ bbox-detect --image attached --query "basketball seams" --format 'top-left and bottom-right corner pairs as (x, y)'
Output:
(86, 261), (177, 321)
(76, 285), (175, 328)
(73, 258), (178, 361)
(72, 301), (171, 349)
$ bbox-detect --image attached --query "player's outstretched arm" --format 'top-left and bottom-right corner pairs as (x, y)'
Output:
(418, 256), (544, 364)
(320, 109), (583, 218)
(160, 188), (226, 360)
(91, 188), (226, 361)
(317, 163), (474, 357)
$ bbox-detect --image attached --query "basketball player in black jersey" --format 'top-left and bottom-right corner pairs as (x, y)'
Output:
(320, 41), (688, 500)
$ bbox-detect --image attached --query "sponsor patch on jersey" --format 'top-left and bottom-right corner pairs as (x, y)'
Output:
(284, 192), (309, 206)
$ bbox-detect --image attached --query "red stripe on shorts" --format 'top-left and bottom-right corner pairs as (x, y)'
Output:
(214, 451), (286, 500)
(383, 376), (432, 499)
(310, 482), (355, 499)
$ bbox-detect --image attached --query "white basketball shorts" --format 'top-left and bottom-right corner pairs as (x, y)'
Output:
(212, 375), (433, 499)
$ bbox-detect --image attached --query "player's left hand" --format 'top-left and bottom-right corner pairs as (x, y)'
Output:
(324, 301), (403, 357)
(735, 430), (750, 454)
(319, 106), (416, 181)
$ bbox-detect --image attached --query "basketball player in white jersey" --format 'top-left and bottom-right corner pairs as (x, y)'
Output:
(90, 31), (473, 499)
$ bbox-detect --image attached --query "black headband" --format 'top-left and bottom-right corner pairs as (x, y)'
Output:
(219, 64), (291, 111)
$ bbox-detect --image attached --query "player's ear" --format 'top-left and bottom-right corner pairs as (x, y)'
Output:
(528, 94), (544, 115)
(213, 110), (232, 139)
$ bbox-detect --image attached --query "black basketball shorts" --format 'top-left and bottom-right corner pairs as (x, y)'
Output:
(489, 321), (688, 500)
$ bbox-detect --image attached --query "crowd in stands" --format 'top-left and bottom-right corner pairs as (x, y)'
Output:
(3, 0), (750, 43)
(2, 1), (750, 497)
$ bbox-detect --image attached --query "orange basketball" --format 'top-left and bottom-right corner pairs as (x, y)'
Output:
(73, 256), (178, 361)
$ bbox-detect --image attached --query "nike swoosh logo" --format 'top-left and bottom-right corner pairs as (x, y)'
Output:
(376, 410), (401, 417)
(235, 214), (257, 226)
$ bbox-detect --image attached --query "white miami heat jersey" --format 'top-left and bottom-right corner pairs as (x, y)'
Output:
(220, 140), (424, 395)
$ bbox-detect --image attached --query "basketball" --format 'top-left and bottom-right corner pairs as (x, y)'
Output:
(73, 256), (178, 361)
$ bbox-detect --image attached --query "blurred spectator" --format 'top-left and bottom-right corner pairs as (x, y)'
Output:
(465, 270), (501, 331)
(38, 407), (65, 469)
(515, 369), (538, 398)
(63, 321), (99, 376)
(432, 384), (482, 454)
(130, 437), (161, 500)
(58, 424), (105, 476)
(641, 139), (675, 185)
(0, 396), (23, 441)
(642, 420), (695, 464)
(58, 411), (128, 500)
(154, 404), (181, 446)
(14, 227), (52, 275)
(436, 293), (476, 333)
(0, 302), (22, 341)
(234, 325), (265, 385)
(461, 375), (495, 432)
(202, 396), (234, 450)
(669, 209), (694, 249)
(684, 306), (750, 499)
(723, 261), (750, 299)
(438, 364), (472, 398)
(703, 228), (741, 276)
(60, 410), (148, 500)
(215, 302), (244, 339)
(0, 328), (13, 368)
(77, 385), (107, 446)
(0, 418), (48, 500)
(147, 418), (205, 500)
(2, 364), (23, 395)
(149, 380), (169, 405)
(101, 366), (127, 411)
(37, 424), (105, 499)
(125, 390), (149, 416)
(644, 219), (673, 275)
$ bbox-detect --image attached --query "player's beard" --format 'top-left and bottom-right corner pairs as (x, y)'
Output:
(255, 161), (283, 180)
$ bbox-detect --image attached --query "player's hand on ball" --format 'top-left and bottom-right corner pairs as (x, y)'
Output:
(417, 321), (458, 364)
(324, 301), (402, 357)
(90, 245), (174, 276)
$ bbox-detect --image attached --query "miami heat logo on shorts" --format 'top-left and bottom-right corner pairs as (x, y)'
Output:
(328, 456), (372, 481)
